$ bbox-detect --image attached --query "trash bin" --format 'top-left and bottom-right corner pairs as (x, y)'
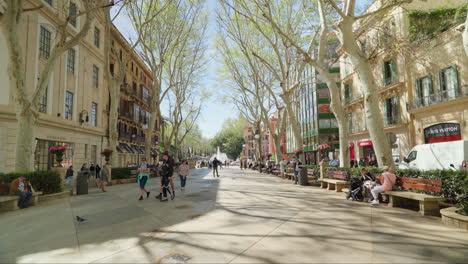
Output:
(299, 166), (308, 186)
(76, 171), (89, 195)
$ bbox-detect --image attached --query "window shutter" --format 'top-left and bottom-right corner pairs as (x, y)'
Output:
(435, 70), (442, 93)
(391, 58), (397, 83)
(394, 97), (399, 123)
(382, 61), (386, 86)
(384, 99), (389, 124)
(451, 64), (459, 96)
(428, 75), (434, 96)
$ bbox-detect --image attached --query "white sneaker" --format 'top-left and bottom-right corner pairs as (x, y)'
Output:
(371, 200), (379, 205)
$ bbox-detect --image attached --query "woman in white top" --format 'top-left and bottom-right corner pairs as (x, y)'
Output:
(178, 160), (190, 191)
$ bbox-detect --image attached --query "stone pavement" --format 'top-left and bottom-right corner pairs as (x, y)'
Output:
(1, 168), (467, 263)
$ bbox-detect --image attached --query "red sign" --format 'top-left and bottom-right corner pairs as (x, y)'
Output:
(358, 141), (373, 147)
(320, 104), (329, 113)
(349, 143), (354, 147)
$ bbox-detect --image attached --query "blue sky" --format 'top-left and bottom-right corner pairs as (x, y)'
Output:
(113, 0), (373, 139)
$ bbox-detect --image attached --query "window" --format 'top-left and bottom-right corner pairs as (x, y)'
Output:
(94, 27), (100, 48)
(84, 144), (88, 159)
(67, 48), (75, 73)
(91, 145), (97, 163)
(415, 75), (434, 107)
(69, 2), (77, 27)
(91, 103), (97, 126)
(39, 26), (51, 59)
(383, 58), (397, 86)
(319, 119), (331, 128)
(44, 0), (53, 6)
(119, 49), (122, 61)
(65, 91), (73, 120)
(438, 65), (459, 100)
(406, 151), (417, 162)
(38, 86), (48, 113)
(92, 65), (99, 88)
(384, 97), (399, 126)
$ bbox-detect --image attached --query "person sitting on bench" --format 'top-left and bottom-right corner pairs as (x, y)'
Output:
(370, 166), (396, 205)
(9, 176), (33, 209)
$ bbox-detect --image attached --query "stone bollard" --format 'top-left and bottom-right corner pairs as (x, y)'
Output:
(299, 166), (308, 186)
(319, 160), (328, 181)
(51, 167), (67, 190)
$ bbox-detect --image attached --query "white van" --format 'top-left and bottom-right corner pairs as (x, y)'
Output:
(399, 140), (468, 170)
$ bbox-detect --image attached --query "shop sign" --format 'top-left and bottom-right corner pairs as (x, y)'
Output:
(358, 140), (373, 147)
(424, 123), (461, 143)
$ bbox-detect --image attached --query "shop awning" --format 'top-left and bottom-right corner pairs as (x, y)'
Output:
(358, 141), (373, 147)
(116, 145), (123, 153)
(151, 148), (159, 154)
(131, 145), (145, 154)
(119, 143), (134, 153)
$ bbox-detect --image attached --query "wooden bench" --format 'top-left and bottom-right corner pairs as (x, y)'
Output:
(307, 169), (320, 185)
(0, 183), (43, 212)
(384, 177), (444, 216)
(320, 170), (348, 192)
(285, 168), (294, 180)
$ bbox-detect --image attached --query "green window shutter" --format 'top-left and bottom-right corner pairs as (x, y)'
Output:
(394, 97), (400, 123)
(382, 61), (386, 86)
(451, 64), (459, 96)
(415, 79), (422, 106)
(428, 74), (434, 96)
(384, 99), (389, 124)
(391, 58), (397, 84)
(435, 70), (442, 93)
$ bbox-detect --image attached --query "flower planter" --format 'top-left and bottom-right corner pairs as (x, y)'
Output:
(440, 207), (468, 230)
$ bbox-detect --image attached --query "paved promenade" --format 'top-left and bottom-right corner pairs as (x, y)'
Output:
(1, 168), (467, 263)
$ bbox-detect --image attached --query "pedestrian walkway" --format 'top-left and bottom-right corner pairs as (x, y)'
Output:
(0, 168), (467, 263)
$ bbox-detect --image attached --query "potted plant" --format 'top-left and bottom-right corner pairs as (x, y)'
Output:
(49, 145), (67, 167)
(317, 144), (331, 159)
(100, 149), (113, 164)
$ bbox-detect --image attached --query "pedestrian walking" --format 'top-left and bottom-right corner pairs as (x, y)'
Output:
(156, 151), (175, 201)
(80, 163), (90, 179)
(280, 159), (285, 178)
(294, 159), (302, 184)
(137, 157), (151, 200)
(178, 160), (190, 191)
(99, 164), (109, 192)
(90, 163), (96, 179)
(212, 157), (221, 177)
(65, 165), (74, 190)
(95, 164), (101, 179)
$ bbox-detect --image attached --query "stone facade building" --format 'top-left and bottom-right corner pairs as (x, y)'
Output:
(0, 0), (160, 172)
(339, 0), (467, 165)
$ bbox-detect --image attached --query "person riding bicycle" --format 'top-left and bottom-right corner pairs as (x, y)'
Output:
(156, 151), (175, 201)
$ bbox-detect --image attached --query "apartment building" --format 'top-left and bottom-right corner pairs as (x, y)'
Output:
(339, 0), (467, 164)
(110, 26), (160, 167)
(0, 0), (109, 172)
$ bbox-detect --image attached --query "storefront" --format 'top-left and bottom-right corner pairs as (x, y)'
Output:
(424, 123), (461, 143)
(358, 140), (375, 160)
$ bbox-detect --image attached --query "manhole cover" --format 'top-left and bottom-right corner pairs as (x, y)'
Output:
(155, 253), (191, 264)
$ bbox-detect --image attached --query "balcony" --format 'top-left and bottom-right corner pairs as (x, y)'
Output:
(409, 88), (468, 110)
(343, 94), (363, 106)
(384, 116), (400, 126)
(119, 110), (134, 120)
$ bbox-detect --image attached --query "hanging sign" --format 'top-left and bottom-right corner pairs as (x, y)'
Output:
(424, 123), (461, 143)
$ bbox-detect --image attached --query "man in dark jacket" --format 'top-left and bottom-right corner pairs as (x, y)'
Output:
(156, 151), (175, 201)
(212, 157), (221, 178)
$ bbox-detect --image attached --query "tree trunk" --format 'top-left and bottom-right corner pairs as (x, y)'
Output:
(338, 19), (394, 168)
(273, 134), (282, 165)
(108, 82), (120, 167)
(15, 110), (35, 171)
(146, 101), (159, 161)
(284, 99), (305, 163)
(314, 65), (350, 168)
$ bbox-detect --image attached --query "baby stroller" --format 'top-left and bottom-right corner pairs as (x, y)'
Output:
(347, 177), (363, 201)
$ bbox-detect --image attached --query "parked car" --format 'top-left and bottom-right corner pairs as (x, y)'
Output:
(399, 140), (468, 170)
